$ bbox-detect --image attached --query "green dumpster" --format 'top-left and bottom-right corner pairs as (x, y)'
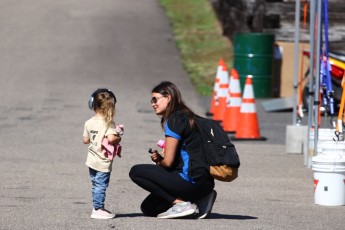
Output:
(234, 33), (275, 98)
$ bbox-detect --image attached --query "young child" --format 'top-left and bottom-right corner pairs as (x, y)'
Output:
(83, 88), (122, 219)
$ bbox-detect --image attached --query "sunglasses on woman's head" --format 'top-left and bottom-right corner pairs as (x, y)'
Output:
(151, 96), (164, 104)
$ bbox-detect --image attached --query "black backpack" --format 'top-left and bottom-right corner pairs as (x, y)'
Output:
(195, 116), (240, 182)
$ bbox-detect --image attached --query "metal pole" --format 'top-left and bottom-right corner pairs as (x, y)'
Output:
(306, 0), (316, 167)
(312, 0), (322, 165)
(292, 0), (301, 126)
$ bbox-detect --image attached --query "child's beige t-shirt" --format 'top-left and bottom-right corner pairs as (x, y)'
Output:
(83, 116), (117, 172)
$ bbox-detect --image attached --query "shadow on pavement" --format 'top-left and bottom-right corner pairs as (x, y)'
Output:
(115, 212), (258, 220)
(209, 213), (258, 220)
(116, 213), (144, 218)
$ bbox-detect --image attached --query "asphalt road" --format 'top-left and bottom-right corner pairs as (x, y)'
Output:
(0, 1), (344, 230)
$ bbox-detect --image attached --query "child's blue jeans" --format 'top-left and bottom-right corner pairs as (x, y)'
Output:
(89, 168), (111, 209)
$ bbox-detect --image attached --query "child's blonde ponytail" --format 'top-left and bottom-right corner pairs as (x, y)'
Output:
(94, 92), (115, 127)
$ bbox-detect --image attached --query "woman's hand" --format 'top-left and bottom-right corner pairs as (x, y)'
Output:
(150, 150), (164, 164)
(157, 137), (179, 168)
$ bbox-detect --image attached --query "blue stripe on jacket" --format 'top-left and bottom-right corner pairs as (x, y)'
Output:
(164, 122), (195, 183)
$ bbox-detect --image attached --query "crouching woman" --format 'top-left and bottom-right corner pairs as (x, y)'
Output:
(129, 81), (217, 219)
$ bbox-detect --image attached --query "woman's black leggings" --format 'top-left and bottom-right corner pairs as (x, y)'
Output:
(129, 164), (214, 216)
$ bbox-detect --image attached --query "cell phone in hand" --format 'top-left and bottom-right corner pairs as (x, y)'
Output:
(148, 148), (158, 153)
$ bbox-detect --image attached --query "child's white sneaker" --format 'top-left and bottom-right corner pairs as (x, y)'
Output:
(91, 208), (115, 219)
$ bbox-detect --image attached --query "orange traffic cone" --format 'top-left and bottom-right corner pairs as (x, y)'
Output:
(212, 63), (229, 122)
(223, 68), (242, 133)
(207, 59), (225, 116)
(232, 75), (267, 141)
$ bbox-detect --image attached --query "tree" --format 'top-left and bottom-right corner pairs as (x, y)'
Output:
(210, 0), (266, 42)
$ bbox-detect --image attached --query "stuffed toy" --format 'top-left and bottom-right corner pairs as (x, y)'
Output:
(102, 124), (124, 160)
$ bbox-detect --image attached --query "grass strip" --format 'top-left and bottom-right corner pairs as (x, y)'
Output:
(159, 0), (233, 96)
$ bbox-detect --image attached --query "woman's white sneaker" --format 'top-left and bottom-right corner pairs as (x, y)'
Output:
(157, 201), (196, 219)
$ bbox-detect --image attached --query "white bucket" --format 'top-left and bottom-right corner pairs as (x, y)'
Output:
(309, 128), (338, 151)
(307, 128), (340, 167)
(317, 141), (345, 154)
(309, 128), (338, 140)
(312, 153), (345, 206)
